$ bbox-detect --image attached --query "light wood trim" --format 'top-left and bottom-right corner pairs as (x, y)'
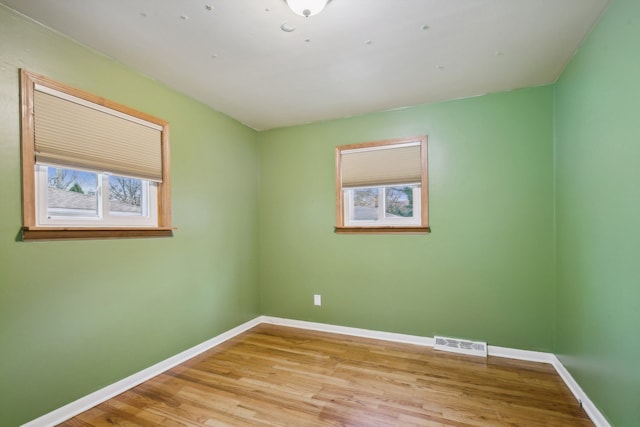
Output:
(335, 135), (429, 233)
(22, 227), (174, 241)
(337, 135), (424, 152)
(334, 146), (344, 227)
(19, 69), (172, 239)
(420, 136), (429, 226)
(20, 69), (37, 227)
(335, 226), (431, 234)
(157, 126), (172, 227)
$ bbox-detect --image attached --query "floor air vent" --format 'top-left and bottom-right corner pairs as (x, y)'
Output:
(434, 336), (487, 357)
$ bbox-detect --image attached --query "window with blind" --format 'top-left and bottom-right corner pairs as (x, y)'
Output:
(20, 69), (172, 241)
(335, 136), (429, 234)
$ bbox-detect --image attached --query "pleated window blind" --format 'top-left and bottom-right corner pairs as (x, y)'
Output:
(340, 142), (422, 188)
(33, 85), (163, 182)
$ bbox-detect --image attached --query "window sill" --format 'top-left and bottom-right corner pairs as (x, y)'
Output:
(334, 226), (431, 235)
(22, 227), (174, 241)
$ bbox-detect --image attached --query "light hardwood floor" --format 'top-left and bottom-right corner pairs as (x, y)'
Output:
(61, 324), (593, 426)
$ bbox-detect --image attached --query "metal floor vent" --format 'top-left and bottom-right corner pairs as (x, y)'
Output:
(434, 336), (487, 357)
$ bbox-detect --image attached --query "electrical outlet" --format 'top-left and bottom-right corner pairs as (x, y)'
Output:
(314, 294), (322, 306)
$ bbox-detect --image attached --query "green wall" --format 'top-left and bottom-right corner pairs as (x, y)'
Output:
(259, 86), (556, 351)
(554, 0), (640, 425)
(0, 6), (260, 426)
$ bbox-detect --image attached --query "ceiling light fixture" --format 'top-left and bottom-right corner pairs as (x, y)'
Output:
(284, 0), (331, 18)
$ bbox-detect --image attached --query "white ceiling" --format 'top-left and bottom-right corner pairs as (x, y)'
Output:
(2, 0), (609, 130)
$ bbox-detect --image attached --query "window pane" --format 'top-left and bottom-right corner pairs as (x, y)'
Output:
(109, 175), (143, 216)
(47, 167), (98, 217)
(352, 188), (379, 220)
(385, 186), (416, 218)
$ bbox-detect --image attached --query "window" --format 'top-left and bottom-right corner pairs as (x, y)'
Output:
(36, 166), (156, 227)
(20, 69), (172, 240)
(335, 136), (429, 234)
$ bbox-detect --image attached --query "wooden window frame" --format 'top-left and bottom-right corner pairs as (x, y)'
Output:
(20, 69), (173, 241)
(335, 136), (430, 235)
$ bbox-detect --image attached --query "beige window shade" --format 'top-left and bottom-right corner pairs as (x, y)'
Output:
(33, 89), (163, 182)
(341, 143), (422, 188)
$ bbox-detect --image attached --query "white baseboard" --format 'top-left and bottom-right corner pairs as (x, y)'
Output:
(21, 317), (263, 427)
(551, 356), (611, 427)
(488, 344), (556, 364)
(22, 315), (610, 427)
(264, 316), (556, 363)
(261, 316), (435, 347)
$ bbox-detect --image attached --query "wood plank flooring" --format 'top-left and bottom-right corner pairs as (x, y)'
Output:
(60, 324), (593, 426)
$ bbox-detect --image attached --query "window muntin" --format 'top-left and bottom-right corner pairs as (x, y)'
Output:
(335, 136), (429, 234)
(20, 69), (172, 240)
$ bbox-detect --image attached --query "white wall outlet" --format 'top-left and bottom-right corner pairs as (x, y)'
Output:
(314, 294), (322, 306)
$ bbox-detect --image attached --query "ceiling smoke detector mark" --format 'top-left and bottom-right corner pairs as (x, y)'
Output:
(281, 22), (296, 32)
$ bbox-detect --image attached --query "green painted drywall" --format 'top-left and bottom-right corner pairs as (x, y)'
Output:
(0, 6), (260, 426)
(554, 0), (640, 424)
(259, 86), (555, 352)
